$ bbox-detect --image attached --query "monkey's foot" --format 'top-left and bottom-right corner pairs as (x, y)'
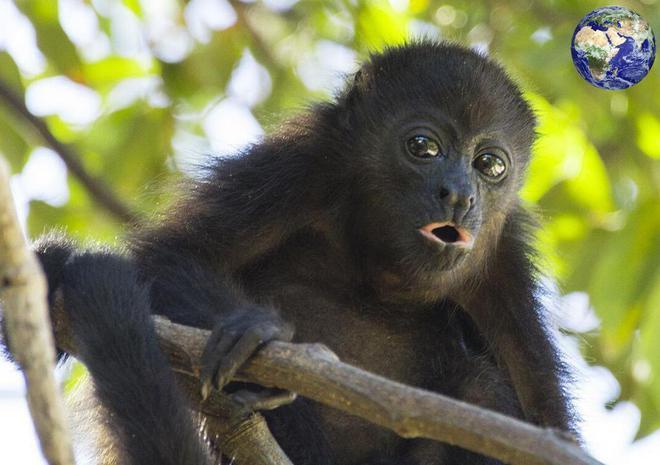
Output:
(230, 388), (297, 411)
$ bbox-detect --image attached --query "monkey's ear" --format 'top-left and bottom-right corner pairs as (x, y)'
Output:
(347, 66), (373, 99)
(338, 66), (372, 128)
(352, 67), (372, 92)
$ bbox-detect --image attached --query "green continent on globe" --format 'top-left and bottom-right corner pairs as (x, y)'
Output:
(571, 6), (656, 90)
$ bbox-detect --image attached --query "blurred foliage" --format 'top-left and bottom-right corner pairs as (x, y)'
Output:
(0, 0), (658, 442)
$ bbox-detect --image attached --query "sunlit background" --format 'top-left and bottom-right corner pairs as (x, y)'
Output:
(0, 0), (658, 464)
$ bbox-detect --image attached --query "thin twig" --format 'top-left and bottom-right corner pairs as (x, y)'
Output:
(0, 79), (137, 223)
(231, 2), (283, 72)
(0, 157), (76, 465)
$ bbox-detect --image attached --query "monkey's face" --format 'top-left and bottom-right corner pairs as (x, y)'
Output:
(350, 113), (521, 283)
(340, 43), (535, 298)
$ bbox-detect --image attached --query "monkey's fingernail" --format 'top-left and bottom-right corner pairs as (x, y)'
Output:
(200, 382), (211, 401)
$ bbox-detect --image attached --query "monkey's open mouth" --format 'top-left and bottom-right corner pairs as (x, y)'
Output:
(419, 222), (473, 248)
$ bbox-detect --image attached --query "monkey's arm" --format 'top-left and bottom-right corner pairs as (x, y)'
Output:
(136, 250), (295, 400)
(456, 208), (575, 434)
(128, 142), (333, 397)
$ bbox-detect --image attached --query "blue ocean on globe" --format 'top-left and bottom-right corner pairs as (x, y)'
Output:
(571, 6), (655, 90)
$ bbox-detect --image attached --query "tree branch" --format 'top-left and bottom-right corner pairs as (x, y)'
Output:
(51, 305), (602, 465)
(0, 157), (76, 465)
(51, 295), (292, 465)
(174, 372), (294, 465)
(0, 78), (137, 223)
(231, 1), (283, 72)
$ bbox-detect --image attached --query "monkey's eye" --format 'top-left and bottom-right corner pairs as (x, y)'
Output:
(406, 135), (440, 159)
(473, 153), (507, 180)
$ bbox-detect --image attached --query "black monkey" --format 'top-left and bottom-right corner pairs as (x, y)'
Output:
(4, 42), (577, 465)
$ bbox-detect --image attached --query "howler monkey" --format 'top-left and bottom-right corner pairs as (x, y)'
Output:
(4, 42), (576, 465)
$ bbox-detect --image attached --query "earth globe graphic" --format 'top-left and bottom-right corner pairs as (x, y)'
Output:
(571, 6), (655, 90)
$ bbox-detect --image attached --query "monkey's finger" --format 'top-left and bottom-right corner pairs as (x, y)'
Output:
(200, 332), (238, 401)
(212, 323), (284, 391)
(200, 321), (225, 362)
(212, 328), (264, 391)
(231, 388), (297, 411)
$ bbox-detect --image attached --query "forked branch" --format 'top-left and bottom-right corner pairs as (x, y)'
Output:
(51, 306), (602, 465)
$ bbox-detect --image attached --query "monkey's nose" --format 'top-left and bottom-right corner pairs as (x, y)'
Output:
(438, 187), (475, 223)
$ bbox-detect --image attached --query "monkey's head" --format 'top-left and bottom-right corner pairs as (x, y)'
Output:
(332, 42), (536, 300)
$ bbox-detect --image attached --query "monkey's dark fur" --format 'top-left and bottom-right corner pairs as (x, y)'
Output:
(3, 42), (577, 465)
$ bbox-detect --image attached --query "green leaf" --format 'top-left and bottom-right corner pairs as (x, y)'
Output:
(588, 202), (660, 354)
(636, 113), (660, 160)
(121, 0), (143, 17)
(563, 142), (614, 214)
(409, 0), (431, 14)
(17, 0), (82, 77)
(523, 93), (614, 213)
(638, 267), (660, 436)
(161, 28), (244, 101)
(64, 361), (88, 393)
(0, 52), (24, 93)
(0, 110), (29, 172)
(82, 57), (154, 93)
(0, 53), (29, 171)
(355, 1), (408, 52)
(28, 192), (121, 241)
(77, 105), (174, 206)
(523, 93), (573, 202)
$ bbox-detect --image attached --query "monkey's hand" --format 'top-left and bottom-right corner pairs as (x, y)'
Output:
(199, 305), (295, 407)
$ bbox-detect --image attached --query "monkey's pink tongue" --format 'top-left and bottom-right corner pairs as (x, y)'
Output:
(419, 222), (473, 247)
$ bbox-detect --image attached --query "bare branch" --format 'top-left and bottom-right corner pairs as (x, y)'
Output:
(0, 79), (137, 223)
(0, 157), (76, 465)
(51, 306), (602, 465)
(170, 370), (293, 465)
(231, 2), (282, 72)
